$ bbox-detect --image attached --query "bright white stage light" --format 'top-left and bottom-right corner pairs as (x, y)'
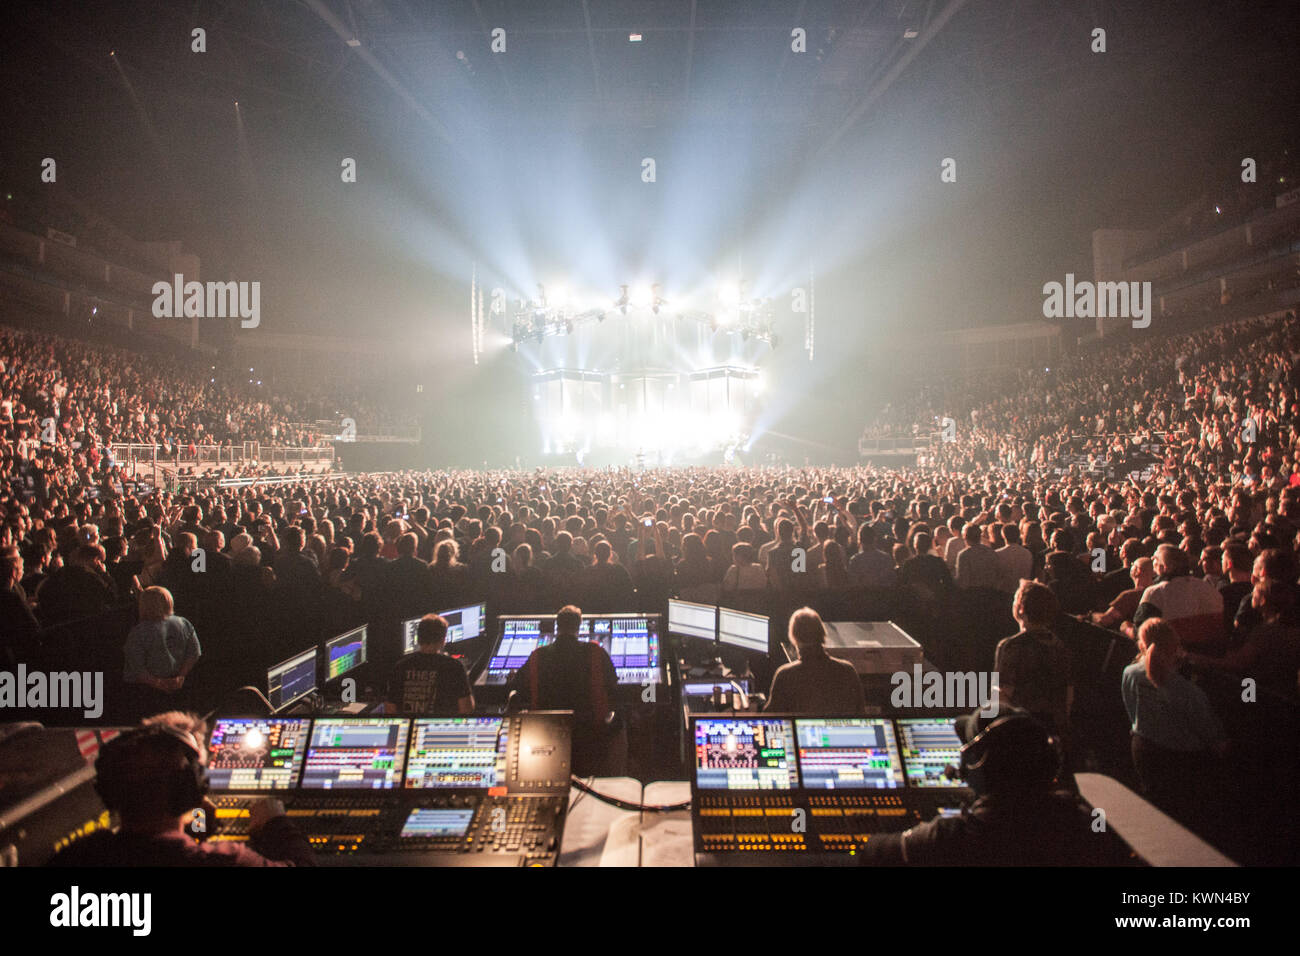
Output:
(631, 284), (653, 309)
(550, 282), (570, 308)
(717, 281), (740, 306)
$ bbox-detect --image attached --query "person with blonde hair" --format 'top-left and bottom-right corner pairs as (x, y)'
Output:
(123, 586), (202, 701)
(765, 607), (866, 715)
(1121, 617), (1227, 828)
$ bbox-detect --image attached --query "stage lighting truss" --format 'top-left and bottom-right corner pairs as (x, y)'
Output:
(506, 282), (778, 349)
(682, 297), (777, 347)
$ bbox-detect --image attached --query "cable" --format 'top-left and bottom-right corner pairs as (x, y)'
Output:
(568, 776), (692, 813)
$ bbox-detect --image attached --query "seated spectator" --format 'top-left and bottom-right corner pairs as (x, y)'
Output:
(390, 614), (474, 714)
(766, 608), (866, 715)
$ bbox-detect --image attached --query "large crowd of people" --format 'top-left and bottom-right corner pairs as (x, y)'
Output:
(3, 306), (1299, 865)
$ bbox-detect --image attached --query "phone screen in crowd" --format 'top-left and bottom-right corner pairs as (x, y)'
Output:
(643, 518), (653, 527)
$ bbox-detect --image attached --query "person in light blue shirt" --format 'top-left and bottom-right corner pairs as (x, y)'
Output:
(123, 586), (201, 695)
(1121, 617), (1227, 830)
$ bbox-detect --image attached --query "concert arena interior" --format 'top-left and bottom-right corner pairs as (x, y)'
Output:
(1, 0), (1297, 928)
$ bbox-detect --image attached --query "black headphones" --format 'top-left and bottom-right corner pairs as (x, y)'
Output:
(95, 723), (209, 817)
(958, 712), (1062, 796)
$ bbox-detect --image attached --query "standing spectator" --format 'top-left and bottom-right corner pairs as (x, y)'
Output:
(1122, 618), (1228, 829)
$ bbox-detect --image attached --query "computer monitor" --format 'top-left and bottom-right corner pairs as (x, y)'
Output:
(581, 614), (662, 685)
(404, 717), (505, 789)
(323, 625), (367, 682)
(718, 607), (770, 654)
(482, 617), (553, 685)
(206, 718), (311, 791)
(693, 717), (800, 790)
(668, 598), (717, 643)
(793, 718), (906, 790)
(402, 602), (487, 655)
(299, 717), (411, 789)
(267, 647), (318, 711)
(896, 717), (965, 788)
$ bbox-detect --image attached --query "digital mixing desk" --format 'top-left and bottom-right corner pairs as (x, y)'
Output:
(690, 714), (970, 866)
(476, 614), (665, 689)
(205, 712), (573, 866)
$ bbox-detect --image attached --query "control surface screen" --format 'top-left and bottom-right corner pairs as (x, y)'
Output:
(207, 718), (310, 790)
(694, 718), (799, 790)
(300, 718), (410, 789)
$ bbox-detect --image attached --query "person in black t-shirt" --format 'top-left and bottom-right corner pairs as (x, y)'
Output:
(390, 614), (474, 714)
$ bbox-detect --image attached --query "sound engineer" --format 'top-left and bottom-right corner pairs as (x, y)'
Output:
(47, 712), (314, 867)
(765, 607), (866, 715)
(857, 709), (1107, 866)
(508, 604), (624, 776)
(391, 613), (475, 714)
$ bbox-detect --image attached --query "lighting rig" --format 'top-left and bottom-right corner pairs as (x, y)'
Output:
(506, 281), (778, 350)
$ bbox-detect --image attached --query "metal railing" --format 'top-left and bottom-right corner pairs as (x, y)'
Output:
(110, 442), (336, 467)
(284, 420), (422, 443)
(857, 433), (936, 456)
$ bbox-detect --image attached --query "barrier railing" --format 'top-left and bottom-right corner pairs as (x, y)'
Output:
(110, 442), (336, 467)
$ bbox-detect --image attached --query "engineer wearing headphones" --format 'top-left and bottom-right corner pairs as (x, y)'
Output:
(47, 711), (313, 867)
(858, 708), (1108, 866)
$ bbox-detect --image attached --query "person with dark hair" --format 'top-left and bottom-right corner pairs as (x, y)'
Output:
(848, 523), (896, 588)
(34, 541), (115, 626)
(47, 712), (313, 867)
(765, 608), (865, 715)
(384, 531), (432, 618)
(899, 530), (953, 599)
(672, 532), (714, 592)
(1218, 541), (1254, 637)
(391, 614), (474, 714)
(994, 581), (1072, 735)
(956, 523), (1001, 590)
(994, 522), (1033, 594)
(0, 544), (39, 666)
(509, 605), (623, 776)
(585, 539), (634, 611)
(1190, 579), (1300, 694)
(1232, 547), (1300, 637)
(859, 708), (1105, 866)
(1122, 619), (1228, 829)
(721, 542), (768, 592)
